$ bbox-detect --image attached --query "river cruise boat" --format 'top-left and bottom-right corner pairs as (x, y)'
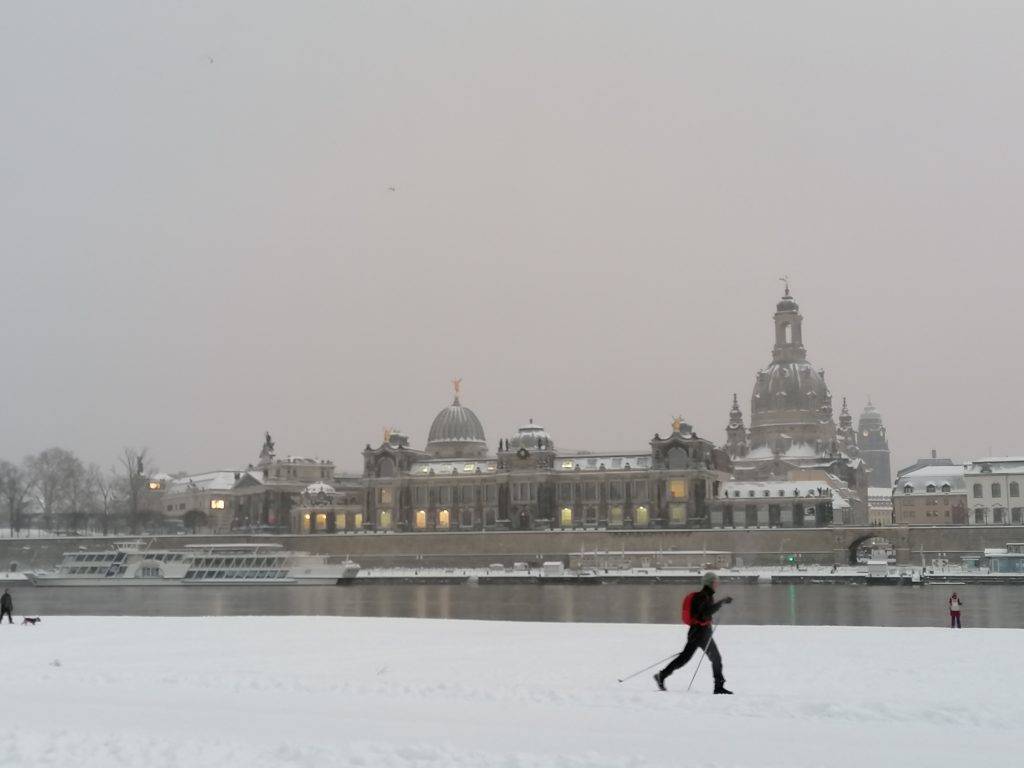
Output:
(28, 541), (359, 586)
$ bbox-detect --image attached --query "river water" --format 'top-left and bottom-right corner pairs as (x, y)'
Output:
(8, 582), (1023, 628)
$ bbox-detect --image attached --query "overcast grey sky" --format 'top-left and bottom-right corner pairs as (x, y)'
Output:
(2, 2), (1023, 476)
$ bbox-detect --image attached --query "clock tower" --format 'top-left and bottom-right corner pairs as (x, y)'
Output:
(857, 400), (891, 487)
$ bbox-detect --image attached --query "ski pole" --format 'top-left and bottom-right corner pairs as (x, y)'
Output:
(617, 653), (677, 683)
(686, 621), (718, 692)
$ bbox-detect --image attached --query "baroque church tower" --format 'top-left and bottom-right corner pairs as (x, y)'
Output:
(745, 286), (836, 458)
(836, 398), (859, 457)
(856, 400), (892, 487)
(724, 394), (750, 459)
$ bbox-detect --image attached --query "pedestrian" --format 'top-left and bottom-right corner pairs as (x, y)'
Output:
(654, 571), (734, 694)
(948, 591), (963, 628)
(0, 589), (12, 624)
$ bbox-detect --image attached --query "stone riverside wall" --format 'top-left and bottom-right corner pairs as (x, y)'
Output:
(2, 526), (1020, 571)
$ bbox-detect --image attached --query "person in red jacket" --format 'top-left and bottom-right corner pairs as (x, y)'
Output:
(948, 592), (963, 628)
(654, 571), (733, 694)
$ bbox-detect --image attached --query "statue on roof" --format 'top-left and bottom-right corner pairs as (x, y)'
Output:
(259, 431), (275, 464)
(672, 415), (683, 434)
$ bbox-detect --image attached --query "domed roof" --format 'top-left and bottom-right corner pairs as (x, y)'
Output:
(509, 420), (554, 450)
(303, 481), (335, 496)
(426, 396), (488, 457)
(751, 361), (830, 415)
(776, 287), (799, 313)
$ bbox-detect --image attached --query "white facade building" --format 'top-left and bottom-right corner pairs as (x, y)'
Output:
(964, 457), (1024, 525)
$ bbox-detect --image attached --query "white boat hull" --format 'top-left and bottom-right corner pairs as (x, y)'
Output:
(27, 543), (360, 587)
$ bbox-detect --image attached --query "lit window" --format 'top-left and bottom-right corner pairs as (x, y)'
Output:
(560, 507), (573, 527)
(148, 482), (161, 490)
(210, 499), (225, 510)
(561, 460), (574, 470)
(464, 464), (475, 472)
(669, 480), (686, 498)
(415, 510), (426, 529)
(438, 509), (450, 529)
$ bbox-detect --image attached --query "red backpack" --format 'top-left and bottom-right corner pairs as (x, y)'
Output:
(681, 591), (699, 625)
(681, 591), (712, 626)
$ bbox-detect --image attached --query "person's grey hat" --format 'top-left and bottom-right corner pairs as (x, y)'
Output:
(702, 571), (719, 586)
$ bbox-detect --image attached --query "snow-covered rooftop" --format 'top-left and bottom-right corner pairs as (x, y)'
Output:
(964, 457), (1024, 474)
(165, 470), (243, 494)
(720, 480), (834, 499)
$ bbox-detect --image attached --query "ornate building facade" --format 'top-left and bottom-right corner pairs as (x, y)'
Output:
(358, 386), (732, 533)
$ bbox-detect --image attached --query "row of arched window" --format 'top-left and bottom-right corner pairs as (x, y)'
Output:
(972, 482), (1020, 499)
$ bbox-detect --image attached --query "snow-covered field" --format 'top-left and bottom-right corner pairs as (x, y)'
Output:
(3, 616), (1018, 768)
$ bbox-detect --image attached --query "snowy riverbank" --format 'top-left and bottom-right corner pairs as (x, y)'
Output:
(4, 616), (1019, 767)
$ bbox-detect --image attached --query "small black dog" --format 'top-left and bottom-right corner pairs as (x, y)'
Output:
(22, 616), (41, 625)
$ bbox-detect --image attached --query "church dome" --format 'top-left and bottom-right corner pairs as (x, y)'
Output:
(752, 362), (830, 415)
(426, 396), (488, 458)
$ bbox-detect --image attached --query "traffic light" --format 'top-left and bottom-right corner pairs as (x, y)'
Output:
(787, 555), (795, 563)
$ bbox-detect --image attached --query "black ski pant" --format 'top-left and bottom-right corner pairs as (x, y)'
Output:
(659, 625), (724, 688)
(0, 608), (12, 624)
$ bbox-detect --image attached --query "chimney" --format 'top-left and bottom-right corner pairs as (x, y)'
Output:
(931, 449), (937, 459)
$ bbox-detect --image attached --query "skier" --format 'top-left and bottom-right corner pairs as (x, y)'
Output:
(654, 571), (733, 694)
(948, 591), (963, 628)
(0, 589), (12, 624)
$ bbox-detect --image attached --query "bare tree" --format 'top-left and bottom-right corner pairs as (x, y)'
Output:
(89, 464), (116, 536)
(27, 447), (79, 532)
(0, 460), (34, 536)
(118, 448), (151, 534)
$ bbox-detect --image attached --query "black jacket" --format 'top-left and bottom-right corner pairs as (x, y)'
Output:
(0, 593), (11, 611)
(688, 585), (724, 627)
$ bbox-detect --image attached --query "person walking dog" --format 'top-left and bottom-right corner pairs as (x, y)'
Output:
(654, 571), (733, 694)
